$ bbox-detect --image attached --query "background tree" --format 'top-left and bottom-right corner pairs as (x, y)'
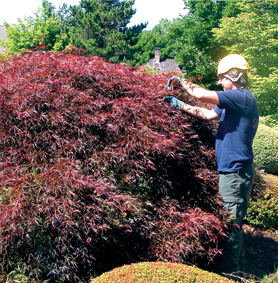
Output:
(213, 0), (278, 116)
(67, 0), (146, 63)
(0, 0), (62, 52)
(168, 0), (242, 88)
(130, 0), (242, 88)
(127, 19), (173, 66)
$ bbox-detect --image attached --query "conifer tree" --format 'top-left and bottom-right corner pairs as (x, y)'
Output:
(68, 0), (146, 63)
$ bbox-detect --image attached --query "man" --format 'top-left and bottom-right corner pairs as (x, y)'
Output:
(165, 54), (259, 275)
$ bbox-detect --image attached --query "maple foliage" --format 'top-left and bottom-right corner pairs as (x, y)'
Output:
(0, 50), (227, 281)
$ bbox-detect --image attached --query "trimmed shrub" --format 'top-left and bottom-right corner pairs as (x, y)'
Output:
(0, 50), (227, 282)
(245, 173), (278, 229)
(90, 261), (236, 283)
(253, 124), (278, 174)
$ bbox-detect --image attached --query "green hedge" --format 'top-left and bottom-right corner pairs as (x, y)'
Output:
(253, 124), (278, 174)
(260, 113), (278, 130)
(90, 262), (236, 283)
(245, 174), (278, 229)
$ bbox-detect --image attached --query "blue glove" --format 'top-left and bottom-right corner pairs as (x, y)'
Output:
(167, 76), (181, 90)
(163, 96), (182, 108)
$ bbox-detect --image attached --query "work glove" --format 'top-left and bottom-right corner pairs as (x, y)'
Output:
(167, 76), (181, 90)
(163, 96), (183, 109)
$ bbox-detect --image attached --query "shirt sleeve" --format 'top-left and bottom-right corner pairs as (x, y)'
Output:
(213, 106), (223, 117)
(216, 89), (246, 111)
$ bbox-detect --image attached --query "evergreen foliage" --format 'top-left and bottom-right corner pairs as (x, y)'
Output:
(245, 173), (278, 230)
(260, 113), (278, 130)
(246, 186), (278, 230)
(130, 0), (243, 89)
(91, 261), (236, 283)
(67, 0), (146, 62)
(0, 50), (227, 282)
(127, 19), (173, 66)
(0, 0), (146, 63)
(253, 124), (278, 174)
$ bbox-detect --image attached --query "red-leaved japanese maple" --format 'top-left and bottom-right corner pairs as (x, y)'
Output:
(0, 50), (227, 282)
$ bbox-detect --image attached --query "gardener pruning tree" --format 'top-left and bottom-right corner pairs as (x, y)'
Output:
(164, 54), (259, 276)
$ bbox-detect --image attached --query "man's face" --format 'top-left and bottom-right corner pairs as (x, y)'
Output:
(217, 76), (234, 91)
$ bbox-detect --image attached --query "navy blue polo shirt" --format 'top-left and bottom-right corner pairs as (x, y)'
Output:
(213, 88), (259, 173)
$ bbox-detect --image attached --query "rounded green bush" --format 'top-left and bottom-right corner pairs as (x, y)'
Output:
(90, 261), (236, 283)
(245, 174), (278, 229)
(253, 124), (278, 174)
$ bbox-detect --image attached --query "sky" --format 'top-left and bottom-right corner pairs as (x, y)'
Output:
(0, 0), (188, 30)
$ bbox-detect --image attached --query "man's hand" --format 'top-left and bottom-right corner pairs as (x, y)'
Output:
(163, 96), (183, 109)
(167, 76), (181, 90)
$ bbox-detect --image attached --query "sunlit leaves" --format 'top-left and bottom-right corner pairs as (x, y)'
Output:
(1, 0), (61, 53)
(213, 0), (278, 115)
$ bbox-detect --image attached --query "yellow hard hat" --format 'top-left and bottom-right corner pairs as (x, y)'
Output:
(217, 54), (250, 76)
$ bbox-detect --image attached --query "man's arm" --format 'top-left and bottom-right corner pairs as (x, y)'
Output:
(165, 78), (220, 121)
(179, 102), (219, 121)
(180, 80), (219, 105)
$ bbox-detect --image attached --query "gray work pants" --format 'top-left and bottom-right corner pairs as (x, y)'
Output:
(217, 164), (255, 273)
